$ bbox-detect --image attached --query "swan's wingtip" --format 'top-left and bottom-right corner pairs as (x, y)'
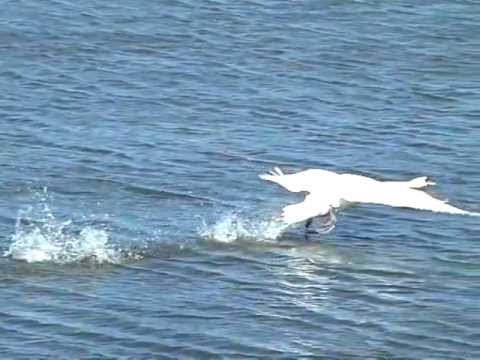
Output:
(273, 166), (284, 176)
(259, 167), (284, 180)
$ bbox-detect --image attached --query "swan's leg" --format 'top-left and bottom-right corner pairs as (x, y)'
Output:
(304, 208), (336, 235)
(305, 218), (313, 229)
(305, 217), (318, 235)
(318, 208), (336, 234)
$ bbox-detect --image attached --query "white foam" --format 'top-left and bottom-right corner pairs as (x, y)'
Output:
(198, 212), (289, 243)
(4, 200), (121, 265)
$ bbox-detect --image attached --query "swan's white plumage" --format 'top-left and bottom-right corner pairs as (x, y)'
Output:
(259, 168), (477, 226)
(281, 192), (331, 224)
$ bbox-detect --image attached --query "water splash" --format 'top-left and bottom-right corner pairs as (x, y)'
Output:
(4, 193), (122, 264)
(198, 211), (289, 243)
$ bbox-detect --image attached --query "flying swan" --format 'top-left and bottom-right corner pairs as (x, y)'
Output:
(260, 167), (478, 232)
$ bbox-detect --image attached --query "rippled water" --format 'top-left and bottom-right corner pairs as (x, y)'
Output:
(2, 1), (480, 358)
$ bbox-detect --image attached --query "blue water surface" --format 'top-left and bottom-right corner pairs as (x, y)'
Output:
(1, 1), (480, 358)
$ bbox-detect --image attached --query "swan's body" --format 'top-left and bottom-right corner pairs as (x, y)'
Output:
(259, 167), (477, 227)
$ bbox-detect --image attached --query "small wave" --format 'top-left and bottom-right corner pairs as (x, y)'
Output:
(198, 211), (289, 243)
(4, 192), (124, 264)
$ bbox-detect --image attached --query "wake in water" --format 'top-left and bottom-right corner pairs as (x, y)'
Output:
(198, 210), (290, 243)
(4, 191), (127, 264)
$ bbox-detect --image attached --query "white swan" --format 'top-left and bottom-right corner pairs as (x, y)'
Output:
(259, 167), (478, 229)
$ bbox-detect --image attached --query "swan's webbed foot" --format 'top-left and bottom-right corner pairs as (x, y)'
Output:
(304, 207), (337, 238)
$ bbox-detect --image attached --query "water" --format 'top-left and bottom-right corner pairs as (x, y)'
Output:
(2, 0), (480, 358)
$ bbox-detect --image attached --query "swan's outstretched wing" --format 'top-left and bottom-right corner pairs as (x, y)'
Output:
(259, 167), (306, 193)
(343, 181), (473, 215)
(259, 167), (337, 193)
(281, 193), (331, 225)
(259, 167), (341, 224)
